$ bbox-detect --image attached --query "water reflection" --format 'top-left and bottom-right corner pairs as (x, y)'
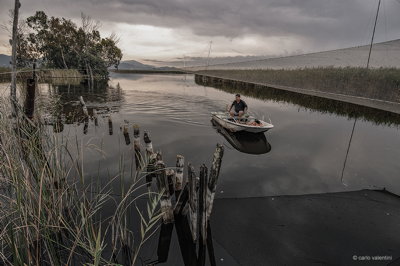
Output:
(195, 75), (400, 126)
(211, 120), (271, 155)
(39, 79), (123, 128)
(24, 73), (400, 198)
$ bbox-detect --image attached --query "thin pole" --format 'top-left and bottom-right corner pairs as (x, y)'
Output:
(367, 0), (381, 69)
(11, 0), (20, 112)
(205, 41), (212, 71)
(341, 0), (381, 184)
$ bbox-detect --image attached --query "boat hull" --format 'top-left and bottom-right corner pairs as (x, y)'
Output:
(211, 112), (273, 133)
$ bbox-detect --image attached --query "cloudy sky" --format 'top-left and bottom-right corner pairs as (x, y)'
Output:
(0, 0), (399, 64)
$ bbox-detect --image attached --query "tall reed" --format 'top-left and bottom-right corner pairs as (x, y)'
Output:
(0, 96), (163, 265)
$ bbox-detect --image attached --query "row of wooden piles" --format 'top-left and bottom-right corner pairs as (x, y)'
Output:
(78, 96), (225, 266)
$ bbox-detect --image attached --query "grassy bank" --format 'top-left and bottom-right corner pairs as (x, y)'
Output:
(0, 100), (162, 264)
(195, 74), (400, 126)
(110, 69), (187, 74)
(0, 69), (83, 83)
(197, 67), (400, 103)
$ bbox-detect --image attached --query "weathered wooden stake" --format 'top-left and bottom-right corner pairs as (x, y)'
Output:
(175, 155), (185, 198)
(206, 144), (224, 221)
(207, 220), (217, 266)
(146, 153), (157, 186)
(155, 154), (174, 224)
(144, 131), (155, 185)
(144, 131), (153, 156)
(174, 184), (189, 216)
(188, 164), (198, 242)
(10, 0), (20, 115)
(24, 78), (36, 119)
(108, 116), (113, 135)
(79, 96), (89, 117)
(93, 109), (98, 126)
(83, 117), (89, 135)
(133, 124), (142, 170)
(123, 124), (130, 145)
(198, 164), (208, 266)
(156, 223), (174, 263)
(166, 169), (175, 197)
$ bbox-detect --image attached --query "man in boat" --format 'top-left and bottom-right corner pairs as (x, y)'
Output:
(229, 94), (248, 118)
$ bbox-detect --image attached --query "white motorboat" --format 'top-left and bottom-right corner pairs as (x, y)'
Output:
(211, 112), (274, 133)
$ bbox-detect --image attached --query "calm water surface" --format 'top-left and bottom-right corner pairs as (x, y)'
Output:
(35, 73), (400, 198)
(2, 73), (400, 264)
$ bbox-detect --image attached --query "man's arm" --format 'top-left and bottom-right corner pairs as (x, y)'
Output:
(229, 101), (235, 112)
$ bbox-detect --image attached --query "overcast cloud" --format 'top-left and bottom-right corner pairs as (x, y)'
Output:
(0, 0), (399, 63)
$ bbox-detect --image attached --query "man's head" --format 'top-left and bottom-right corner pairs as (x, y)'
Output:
(235, 93), (241, 101)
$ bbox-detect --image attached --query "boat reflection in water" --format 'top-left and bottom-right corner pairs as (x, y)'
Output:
(211, 120), (271, 155)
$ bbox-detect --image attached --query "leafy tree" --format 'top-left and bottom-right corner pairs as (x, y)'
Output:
(18, 11), (122, 77)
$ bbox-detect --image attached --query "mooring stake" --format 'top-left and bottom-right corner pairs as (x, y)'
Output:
(79, 96), (89, 117)
(144, 131), (153, 156)
(155, 155), (174, 224)
(24, 78), (36, 119)
(166, 169), (175, 197)
(133, 124), (142, 170)
(197, 164), (208, 266)
(123, 124), (130, 145)
(206, 144), (224, 221)
(188, 163), (198, 242)
(175, 155), (185, 198)
(93, 109), (98, 126)
(108, 116), (113, 135)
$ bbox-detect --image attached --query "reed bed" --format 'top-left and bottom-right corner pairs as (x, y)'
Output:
(0, 97), (162, 265)
(0, 69), (83, 83)
(198, 67), (400, 103)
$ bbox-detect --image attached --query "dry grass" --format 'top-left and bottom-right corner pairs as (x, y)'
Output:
(0, 96), (163, 265)
(198, 67), (400, 103)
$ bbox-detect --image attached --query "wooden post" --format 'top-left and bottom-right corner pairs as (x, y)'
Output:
(155, 154), (174, 224)
(79, 96), (89, 117)
(93, 109), (98, 126)
(83, 117), (89, 135)
(197, 164), (208, 266)
(133, 124), (142, 170)
(156, 223), (174, 263)
(174, 198), (198, 266)
(188, 163), (198, 242)
(108, 116), (113, 135)
(166, 169), (175, 197)
(24, 78), (36, 119)
(206, 144), (224, 221)
(175, 155), (185, 198)
(146, 153), (157, 186)
(10, 0), (20, 115)
(174, 184), (189, 216)
(144, 131), (153, 156)
(207, 221), (217, 266)
(123, 124), (130, 145)
(144, 131), (156, 186)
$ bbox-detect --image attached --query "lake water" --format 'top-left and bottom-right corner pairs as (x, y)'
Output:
(37, 73), (400, 198)
(8, 73), (399, 264)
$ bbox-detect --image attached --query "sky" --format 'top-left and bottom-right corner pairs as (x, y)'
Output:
(0, 0), (399, 65)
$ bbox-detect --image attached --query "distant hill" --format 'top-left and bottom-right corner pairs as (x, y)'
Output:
(113, 59), (179, 71)
(0, 54), (11, 67)
(0, 55), (177, 71)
